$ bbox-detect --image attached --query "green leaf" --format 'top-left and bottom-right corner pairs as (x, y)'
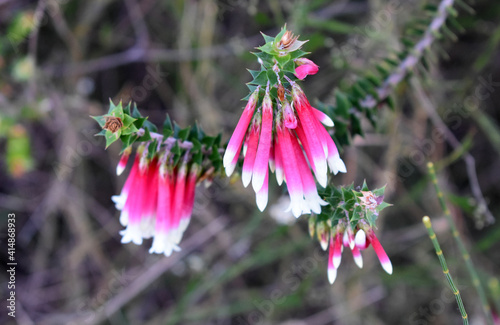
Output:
(142, 119), (158, 133)
(91, 115), (106, 128)
(177, 126), (191, 141)
(122, 102), (132, 115)
(266, 69), (278, 86)
(122, 114), (136, 127)
(137, 127), (151, 142)
(276, 54), (290, 68)
(105, 130), (120, 148)
(121, 123), (139, 135)
(247, 69), (261, 79)
(335, 91), (350, 118)
(132, 104), (143, 118)
(260, 32), (275, 44)
(273, 27), (287, 45)
(248, 70), (268, 86)
(289, 50), (309, 60)
(252, 51), (274, 67)
(257, 42), (275, 55)
(282, 60), (296, 74)
(373, 185), (386, 197)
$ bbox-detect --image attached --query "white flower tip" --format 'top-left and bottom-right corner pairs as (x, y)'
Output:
(120, 228), (143, 245)
(315, 172), (328, 188)
(269, 160), (275, 173)
(320, 240), (328, 251)
(333, 255), (342, 269)
(276, 170), (284, 186)
(251, 172), (265, 193)
(116, 164), (126, 176)
(241, 171), (252, 188)
(224, 163), (236, 177)
(256, 192), (268, 212)
(112, 194), (126, 211)
(343, 231), (349, 247)
(328, 268), (337, 284)
(321, 116), (334, 127)
(382, 260), (393, 275)
(222, 151), (234, 169)
(355, 230), (366, 249)
(335, 156), (347, 173)
(353, 253), (363, 269)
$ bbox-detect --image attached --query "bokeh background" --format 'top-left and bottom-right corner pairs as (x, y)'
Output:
(0, 0), (499, 324)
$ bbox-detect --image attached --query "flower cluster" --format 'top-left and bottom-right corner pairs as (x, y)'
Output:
(112, 142), (199, 256)
(94, 101), (225, 256)
(223, 28), (346, 217)
(311, 184), (393, 284)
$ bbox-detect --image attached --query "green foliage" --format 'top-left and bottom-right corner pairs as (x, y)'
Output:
(92, 101), (225, 177)
(315, 182), (391, 229)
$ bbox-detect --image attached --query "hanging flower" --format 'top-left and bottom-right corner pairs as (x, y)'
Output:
(111, 140), (202, 256)
(310, 183), (392, 284)
(223, 26), (346, 217)
(294, 58), (319, 80)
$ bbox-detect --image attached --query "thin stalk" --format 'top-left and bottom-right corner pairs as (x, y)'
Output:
(422, 216), (468, 325)
(427, 162), (494, 324)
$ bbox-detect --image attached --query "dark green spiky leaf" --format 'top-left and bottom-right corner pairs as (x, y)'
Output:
(252, 52), (274, 67)
(266, 69), (278, 86)
(137, 127), (151, 142)
(122, 114), (136, 128)
(351, 115), (363, 137)
(177, 126), (191, 141)
(163, 114), (173, 132)
(193, 150), (203, 165)
(133, 116), (147, 129)
(132, 105), (142, 118)
(248, 70), (268, 86)
(244, 85), (259, 98)
(247, 69), (261, 79)
(142, 119), (158, 133)
(123, 102), (132, 115)
(282, 60), (296, 74)
(202, 136), (216, 147)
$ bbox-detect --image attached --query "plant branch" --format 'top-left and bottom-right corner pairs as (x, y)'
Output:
(361, 0), (456, 108)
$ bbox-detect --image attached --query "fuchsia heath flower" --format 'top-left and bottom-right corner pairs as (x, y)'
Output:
(223, 82), (346, 217)
(112, 143), (200, 256)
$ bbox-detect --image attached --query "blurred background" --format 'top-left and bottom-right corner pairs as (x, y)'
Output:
(0, 0), (499, 324)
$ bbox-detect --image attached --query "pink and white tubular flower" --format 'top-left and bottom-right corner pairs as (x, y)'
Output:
(252, 85), (273, 193)
(113, 146), (200, 257)
(355, 227), (393, 275)
(116, 146), (132, 175)
(292, 82), (346, 177)
(223, 87), (260, 176)
(276, 122), (311, 217)
(323, 222), (369, 284)
(327, 236), (337, 284)
(294, 58), (319, 80)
